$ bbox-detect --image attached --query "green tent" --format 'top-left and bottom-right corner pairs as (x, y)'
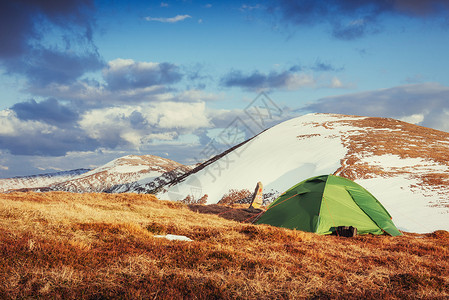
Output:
(255, 175), (402, 236)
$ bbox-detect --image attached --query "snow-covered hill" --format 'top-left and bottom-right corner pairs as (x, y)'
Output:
(157, 113), (449, 233)
(35, 155), (191, 193)
(106, 164), (194, 194)
(0, 169), (90, 193)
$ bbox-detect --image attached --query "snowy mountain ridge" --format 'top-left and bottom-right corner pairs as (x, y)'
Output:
(42, 154), (191, 193)
(2, 155), (192, 193)
(106, 164), (194, 194)
(0, 169), (91, 193)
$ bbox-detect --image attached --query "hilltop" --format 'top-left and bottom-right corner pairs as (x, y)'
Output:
(0, 192), (447, 299)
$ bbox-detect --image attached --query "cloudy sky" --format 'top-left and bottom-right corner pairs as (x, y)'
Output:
(1, 0), (449, 177)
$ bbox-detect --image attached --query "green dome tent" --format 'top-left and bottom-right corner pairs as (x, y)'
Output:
(255, 175), (402, 236)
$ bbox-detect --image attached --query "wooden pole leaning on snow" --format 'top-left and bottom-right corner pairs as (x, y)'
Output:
(249, 181), (263, 209)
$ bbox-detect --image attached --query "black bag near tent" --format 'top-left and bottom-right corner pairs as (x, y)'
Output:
(336, 226), (357, 237)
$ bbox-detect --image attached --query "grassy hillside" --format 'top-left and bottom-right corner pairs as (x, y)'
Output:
(0, 192), (448, 299)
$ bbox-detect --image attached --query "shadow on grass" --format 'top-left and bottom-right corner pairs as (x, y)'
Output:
(187, 204), (263, 223)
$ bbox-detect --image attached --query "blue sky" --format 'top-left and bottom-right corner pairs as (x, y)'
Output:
(1, 0), (449, 177)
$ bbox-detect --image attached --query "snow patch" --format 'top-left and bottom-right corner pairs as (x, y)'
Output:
(154, 234), (193, 242)
(356, 176), (449, 233)
(113, 165), (149, 174)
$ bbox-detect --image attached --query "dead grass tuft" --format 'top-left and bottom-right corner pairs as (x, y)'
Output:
(180, 194), (208, 205)
(218, 189), (252, 205)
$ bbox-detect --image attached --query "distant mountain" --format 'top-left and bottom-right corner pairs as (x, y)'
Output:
(106, 164), (193, 194)
(0, 169), (90, 193)
(3, 155), (192, 194)
(155, 113), (449, 233)
(41, 155), (192, 193)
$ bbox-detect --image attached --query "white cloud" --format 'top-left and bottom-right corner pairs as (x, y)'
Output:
(399, 114), (425, 124)
(330, 77), (343, 88)
(106, 58), (160, 72)
(285, 73), (315, 90)
(78, 102), (211, 148)
(176, 89), (222, 102)
(157, 102), (211, 129)
(145, 15), (192, 23)
(0, 109), (56, 136)
(79, 106), (134, 140)
(0, 110), (16, 135)
(325, 76), (354, 89)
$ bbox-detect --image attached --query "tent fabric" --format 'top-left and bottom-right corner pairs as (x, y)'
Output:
(255, 175), (402, 236)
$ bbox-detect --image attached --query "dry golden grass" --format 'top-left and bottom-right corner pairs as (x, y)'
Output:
(0, 192), (448, 299)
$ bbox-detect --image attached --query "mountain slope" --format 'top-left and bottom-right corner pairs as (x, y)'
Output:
(106, 164), (194, 194)
(0, 169), (90, 193)
(158, 113), (449, 233)
(40, 155), (189, 193)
